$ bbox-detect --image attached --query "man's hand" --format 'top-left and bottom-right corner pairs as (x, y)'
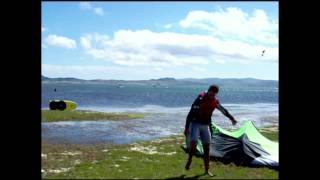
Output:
(231, 118), (237, 125)
(184, 128), (189, 136)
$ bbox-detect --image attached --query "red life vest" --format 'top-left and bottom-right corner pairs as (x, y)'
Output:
(197, 91), (220, 122)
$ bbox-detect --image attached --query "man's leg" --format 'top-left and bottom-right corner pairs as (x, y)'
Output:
(185, 123), (199, 170)
(201, 125), (213, 176)
(203, 143), (213, 176)
(185, 140), (197, 170)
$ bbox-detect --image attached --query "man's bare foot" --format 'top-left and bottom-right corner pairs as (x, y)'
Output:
(204, 171), (214, 177)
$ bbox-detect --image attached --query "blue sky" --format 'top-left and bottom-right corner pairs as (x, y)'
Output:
(42, 2), (278, 80)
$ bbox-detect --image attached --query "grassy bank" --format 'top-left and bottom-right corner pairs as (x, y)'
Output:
(42, 130), (278, 179)
(42, 110), (146, 122)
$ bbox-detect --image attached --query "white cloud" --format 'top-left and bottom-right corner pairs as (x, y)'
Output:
(79, 2), (105, 16)
(42, 64), (106, 80)
(42, 64), (175, 80)
(154, 67), (164, 71)
(80, 33), (110, 49)
(79, 30), (278, 67)
(179, 7), (278, 46)
(42, 44), (47, 49)
(42, 27), (47, 32)
(94, 8), (104, 16)
(45, 34), (77, 49)
(215, 59), (226, 64)
(80, 30), (212, 67)
(192, 67), (207, 72)
(80, 36), (92, 49)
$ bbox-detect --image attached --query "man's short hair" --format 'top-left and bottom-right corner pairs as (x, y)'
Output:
(208, 84), (219, 93)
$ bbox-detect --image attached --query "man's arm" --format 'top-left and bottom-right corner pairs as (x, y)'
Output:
(185, 107), (193, 130)
(184, 96), (201, 135)
(185, 99), (199, 128)
(184, 107), (193, 136)
(216, 103), (237, 125)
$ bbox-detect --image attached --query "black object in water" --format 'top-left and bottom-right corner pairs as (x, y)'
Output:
(49, 100), (66, 110)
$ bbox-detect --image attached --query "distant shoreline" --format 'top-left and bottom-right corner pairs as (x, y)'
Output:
(42, 75), (278, 82)
(42, 75), (278, 89)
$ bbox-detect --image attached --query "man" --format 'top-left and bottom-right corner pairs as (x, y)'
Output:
(184, 84), (237, 176)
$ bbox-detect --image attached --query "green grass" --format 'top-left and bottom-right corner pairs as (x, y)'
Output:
(42, 110), (146, 122)
(42, 131), (278, 179)
(261, 132), (278, 141)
